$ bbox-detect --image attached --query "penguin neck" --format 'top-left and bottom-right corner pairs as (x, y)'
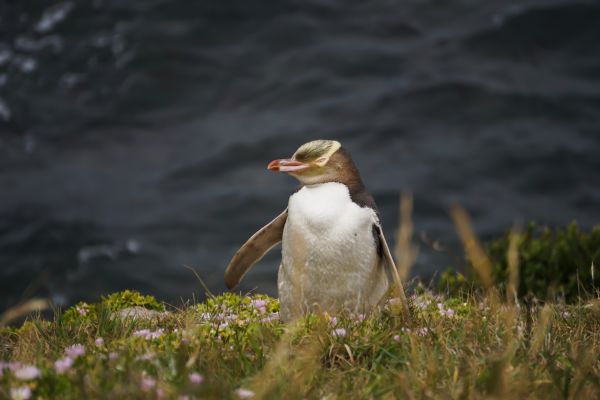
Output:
(301, 176), (366, 198)
(329, 147), (368, 198)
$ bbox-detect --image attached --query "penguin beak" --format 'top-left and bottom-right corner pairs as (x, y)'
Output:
(267, 158), (309, 173)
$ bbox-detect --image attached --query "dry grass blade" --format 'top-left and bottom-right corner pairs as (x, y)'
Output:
(529, 305), (553, 358)
(248, 321), (322, 399)
(591, 260), (596, 289)
(183, 264), (216, 299)
(394, 193), (418, 282)
(380, 231), (411, 321)
(506, 225), (521, 304)
(450, 205), (495, 292)
(570, 342), (597, 399)
(0, 298), (50, 326)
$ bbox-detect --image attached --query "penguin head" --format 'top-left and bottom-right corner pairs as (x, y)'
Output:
(268, 140), (360, 186)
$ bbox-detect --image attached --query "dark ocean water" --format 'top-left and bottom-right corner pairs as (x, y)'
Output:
(1, 0), (599, 311)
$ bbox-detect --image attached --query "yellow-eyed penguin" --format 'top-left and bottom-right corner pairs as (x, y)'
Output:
(224, 140), (409, 321)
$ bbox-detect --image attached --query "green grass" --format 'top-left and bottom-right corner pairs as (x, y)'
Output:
(1, 290), (599, 399)
(1, 219), (599, 399)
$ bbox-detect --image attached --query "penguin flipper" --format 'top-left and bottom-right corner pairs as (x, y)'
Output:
(375, 224), (410, 320)
(224, 209), (288, 289)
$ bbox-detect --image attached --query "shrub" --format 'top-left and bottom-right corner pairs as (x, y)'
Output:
(441, 222), (600, 302)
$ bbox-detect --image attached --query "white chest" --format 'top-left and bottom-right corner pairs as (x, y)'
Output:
(278, 182), (388, 320)
(285, 182), (376, 249)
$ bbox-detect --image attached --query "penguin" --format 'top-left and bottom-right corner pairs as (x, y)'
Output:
(224, 140), (409, 322)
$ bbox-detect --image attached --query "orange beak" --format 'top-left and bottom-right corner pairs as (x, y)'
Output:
(267, 158), (309, 173)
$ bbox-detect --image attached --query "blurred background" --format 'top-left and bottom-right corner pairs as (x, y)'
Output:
(1, 0), (599, 312)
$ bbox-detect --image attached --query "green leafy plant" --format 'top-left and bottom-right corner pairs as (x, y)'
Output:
(441, 222), (600, 302)
(62, 302), (99, 324)
(62, 290), (164, 324)
(101, 290), (165, 312)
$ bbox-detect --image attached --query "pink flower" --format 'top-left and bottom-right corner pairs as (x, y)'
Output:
(414, 299), (430, 309)
(65, 344), (85, 358)
(95, 337), (104, 346)
(149, 329), (164, 339)
(261, 312), (280, 323)
(235, 388), (255, 398)
(437, 303), (455, 317)
(218, 322), (229, 330)
(54, 357), (73, 374)
(8, 362), (23, 372)
(109, 352), (119, 360)
(331, 328), (347, 338)
(393, 335), (401, 342)
(329, 316), (338, 327)
(14, 365), (40, 380)
(10, 386), (32, 400)
(1, 361), (21, 377)
(141, 377), (156, 391)
(250, 299), (266, 308)
(133, 329), (163, 340)
(189, 372), (204, 384)
(77, 306), (87, 316)
(387, 298), (404, 306)
(136, 353), (155, 361)
(133, 329), (150, 337)
(200, 312), (212, 320)
(250, 299), (267, 314)
(417, 327), (429, 337)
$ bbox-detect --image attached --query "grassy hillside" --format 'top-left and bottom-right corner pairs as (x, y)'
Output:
(1, 290), (599, 399)
(2, 212), (598, 399)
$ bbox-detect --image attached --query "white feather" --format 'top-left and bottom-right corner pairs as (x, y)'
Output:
(278, 182), (389, 321)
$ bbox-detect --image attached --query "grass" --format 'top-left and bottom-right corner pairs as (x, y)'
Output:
(1, 207), (598, 399)
(0, 290), (599, 399)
